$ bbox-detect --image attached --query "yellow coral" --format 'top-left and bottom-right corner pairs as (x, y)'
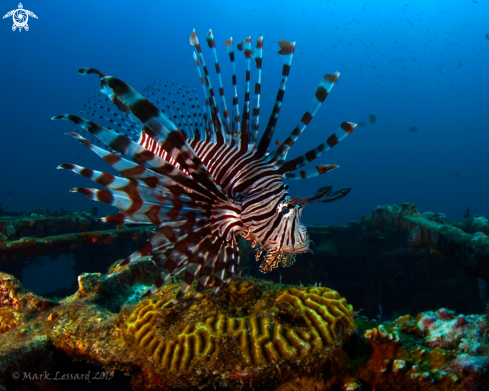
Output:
(123, 281), (355, 378)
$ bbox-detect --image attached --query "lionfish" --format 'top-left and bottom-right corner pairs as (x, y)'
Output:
(52, 29), (357, 306)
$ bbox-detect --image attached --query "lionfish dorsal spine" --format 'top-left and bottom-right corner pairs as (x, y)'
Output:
(192, 51), (215, 143)
(272, 72), (340, 163)
(225, 37), (242, 137)
(256, 40), (296, 158)
(190, 29), (226, 147)
(205, 29), (232, 143)
(237, 37), (252, 152)
(278, 122), (357, 174)
(249, 36), (264, 153)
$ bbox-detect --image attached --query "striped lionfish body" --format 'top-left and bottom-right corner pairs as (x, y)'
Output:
(53, 29), (357, 306)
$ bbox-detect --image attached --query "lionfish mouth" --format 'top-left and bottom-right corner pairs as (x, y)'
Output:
(53, 28), (357, 305)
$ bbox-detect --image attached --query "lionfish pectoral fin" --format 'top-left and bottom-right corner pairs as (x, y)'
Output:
(320, 188), (351, 203)
(315, 186), (333, 198)
(259, 248), (283, 273)
(77, 67), (105, 78)
(97, 73), (227, 202)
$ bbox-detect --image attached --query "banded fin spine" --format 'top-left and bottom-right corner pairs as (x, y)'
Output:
(83, 71), (225, 200)
(225, 37), (241, 138)
(249, 37), (263, 153)
(52, 116), (223, 201)
(256, 40), (296, 158)
(190, 29), (225, 146)
(283, 164), (339, 180)
(205, 29), (232, 142)
(237, 37), (252, 151)
(192, 49), (216, 143)
(278, 122), (357, 174)
(271, 72), (340, 163)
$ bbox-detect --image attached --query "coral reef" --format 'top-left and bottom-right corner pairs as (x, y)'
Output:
(0, 256), (487, 390)
(122, 281), (355, 388)
(0, 210), (154, 262)
(323, 310), (489, 390)
(1, 204), (489, 390)
(0, 259), (358, 390)
(0, 207), (154, 297)
(255, 203), (488, 319)
(0, 272), (57, 333)
(362, 203), (489, 281)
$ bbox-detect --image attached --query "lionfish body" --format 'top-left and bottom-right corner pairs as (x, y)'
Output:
(53, 29), (357, 305)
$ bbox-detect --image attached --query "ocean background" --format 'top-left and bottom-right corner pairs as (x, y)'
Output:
(1, 0), (489, 294)
(1, 0), (488, 226)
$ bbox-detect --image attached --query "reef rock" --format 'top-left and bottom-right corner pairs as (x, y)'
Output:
(122, 280), (356, 389)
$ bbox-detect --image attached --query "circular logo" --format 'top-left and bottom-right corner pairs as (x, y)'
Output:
(3, 4), (38, 32)
(13, 9), (28, 28)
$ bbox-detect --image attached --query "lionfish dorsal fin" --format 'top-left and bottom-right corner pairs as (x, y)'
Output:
(272, 72), (340, 163)
(205, 29), (232, 144)
(192, 51), (214, 143)
(256, 40), (296, 158)
(278, 122), (357, 174)
(146, 82), (195, 140)
(190, 30), (217, 143)
(248, 36), (264, 153)
(190, 29), (225, 146)
(237, 37), (252, 152)
(225, 37), (241, 139)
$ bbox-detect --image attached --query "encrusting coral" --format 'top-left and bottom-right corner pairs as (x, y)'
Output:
(0, 273), (57, 333)
(361, 203), (489, 282)
(326, 311), (489, 390)
(0, 255), (488, 390)
(122, 280), (356, 388)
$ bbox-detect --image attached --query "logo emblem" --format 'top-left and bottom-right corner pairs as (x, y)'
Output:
(3, 3), (37, 32)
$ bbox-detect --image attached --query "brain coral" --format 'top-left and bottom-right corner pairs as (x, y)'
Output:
(122, 279), (355, 388)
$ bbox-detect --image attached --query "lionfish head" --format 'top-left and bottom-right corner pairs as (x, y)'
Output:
(249, 186), (351, 273)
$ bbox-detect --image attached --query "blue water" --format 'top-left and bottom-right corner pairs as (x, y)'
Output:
(1, 0), (488, 226)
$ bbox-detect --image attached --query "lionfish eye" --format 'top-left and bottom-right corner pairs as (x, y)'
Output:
(280, 206), (290, 215)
